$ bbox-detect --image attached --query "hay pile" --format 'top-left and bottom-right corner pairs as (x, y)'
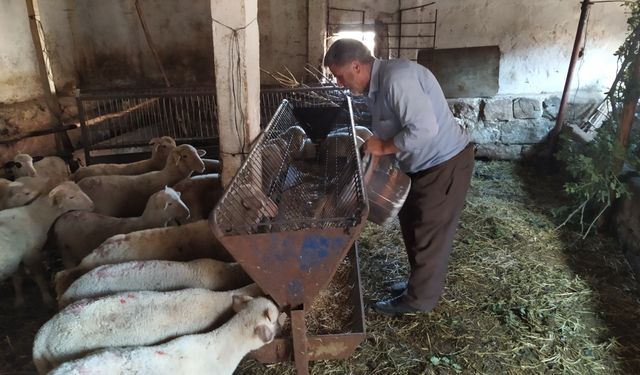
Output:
(238, 160), (640, 374)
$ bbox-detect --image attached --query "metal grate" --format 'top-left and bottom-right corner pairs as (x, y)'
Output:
(76, 87), (218, 164)
(213, 98), (368, 235)
(260, 86), (370, 128)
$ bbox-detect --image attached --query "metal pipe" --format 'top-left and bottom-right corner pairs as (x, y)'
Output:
(548, 0), (592, 154)
(398, 1), (436, 12)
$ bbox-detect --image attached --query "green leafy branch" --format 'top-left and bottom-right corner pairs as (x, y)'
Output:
(556, 0), (640, 237)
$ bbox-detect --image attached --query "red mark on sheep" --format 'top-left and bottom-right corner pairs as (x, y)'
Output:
(156, 350), (166, 355)
(120, 299), (126, 304)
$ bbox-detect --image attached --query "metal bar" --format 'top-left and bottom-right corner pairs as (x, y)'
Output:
(397, 2), (402, 58)
(433, 9), (438, 49)
(328, 6), (363, 13)
(548, 0), (591, 154)
(398, 1), (436, 12)
(0, 124), (78, 145)
(327, 21), (435, 26)
(385, 34), (435, 38)
(386, 46), (437, 50)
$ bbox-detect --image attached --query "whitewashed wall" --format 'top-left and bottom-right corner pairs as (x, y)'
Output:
(323, 0), (628, 96)
(0, 1), (43, 103)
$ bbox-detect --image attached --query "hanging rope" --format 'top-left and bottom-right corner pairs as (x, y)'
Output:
(211, 16), (257, 160)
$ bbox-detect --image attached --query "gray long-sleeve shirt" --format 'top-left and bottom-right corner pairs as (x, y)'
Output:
(365, 59), (469, 173)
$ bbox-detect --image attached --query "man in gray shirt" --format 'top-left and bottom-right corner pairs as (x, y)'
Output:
(324, 39), (475, 315)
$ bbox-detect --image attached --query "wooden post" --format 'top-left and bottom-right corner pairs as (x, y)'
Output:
(24, 0), (73, 155)
(547, 0), (591, 155)
(308, 0), (328, 72)
(210, 0), (261, 187)
(614, 51), (640, 173)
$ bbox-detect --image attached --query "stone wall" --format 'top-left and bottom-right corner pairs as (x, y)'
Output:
(447, 94), (600, 159)
(615, 176), (640, 276)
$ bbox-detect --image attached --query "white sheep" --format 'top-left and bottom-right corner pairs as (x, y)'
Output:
(172, 174), (224, 223)
(6, 154), (71, 186)
(58, 258), (253, 308)
(33, 284), (264, 374)
(0, 176), (49, 210)
(54, 186), (190, 268)
(72, 136), (176, 181)
(54, 220), (233, 296)
(0, 181), (94, 306)
(48, 296), (281, 375)
(78, 144), (205, 217)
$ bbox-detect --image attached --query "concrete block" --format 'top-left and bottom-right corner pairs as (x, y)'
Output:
(465, 120), (500, 144)
(542, 96), (560, 120)
(482, 98), (513, 122)
(500, 119), (553, 144)
(474, 143), (524, 160)
(513, 97), (542, 119)
(448, 98), (481, 122)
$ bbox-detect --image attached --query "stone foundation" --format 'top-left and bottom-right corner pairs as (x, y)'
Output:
(448, 94), (600, 159)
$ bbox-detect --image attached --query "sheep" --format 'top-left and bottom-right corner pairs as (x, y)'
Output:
(54, 220), (233, 295)
(0, 181), (94, 307)
(48, 296), (281, 375)
(72, 136), (176, 181)
(172, 174), (224, 223)
(0, 176), (49, 210)
(33, 284), (264, 374)
(5, 154), (71, 186)
(58, 258), (253, 308)
(331, 125), (373, 141)
(54, 186), (190, 268)
(78, 144), (205, 217)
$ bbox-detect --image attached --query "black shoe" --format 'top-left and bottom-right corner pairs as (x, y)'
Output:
(389, 281), (408, 297)
(372, 295), (424, 316)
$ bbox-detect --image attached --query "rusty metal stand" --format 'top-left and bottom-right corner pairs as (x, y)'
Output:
(291, 308), (309, 375)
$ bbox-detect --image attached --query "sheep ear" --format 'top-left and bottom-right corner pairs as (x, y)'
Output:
(254, 324), (275, 343)
(172, 151), (181, 166)
(197, 149), (206, 157)
(277, 312), (287, 327)
(149, 137), (160, 145)
(232, 295), (252, 312)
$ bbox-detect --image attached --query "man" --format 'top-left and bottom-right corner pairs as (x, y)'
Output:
(323, 39), (474, 316)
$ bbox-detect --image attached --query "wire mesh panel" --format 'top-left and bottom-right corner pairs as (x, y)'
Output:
(210, 98), (369, 308)
(260, 86), (369, 128)
(213, 98), (368, 235)
(77, 87), (218, 164)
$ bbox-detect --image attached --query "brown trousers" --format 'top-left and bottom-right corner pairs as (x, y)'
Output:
(398, 143), (475, 311)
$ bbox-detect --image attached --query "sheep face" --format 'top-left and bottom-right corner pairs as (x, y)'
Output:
(8, 154), (37, 178)
(169, 145), (206, 175)
(5, 177), (48, 208)
(49, 181), (94, 212)
(232, 296), (281, 345)
(147, 186), (191, 225)
(150, 136), (177, 164)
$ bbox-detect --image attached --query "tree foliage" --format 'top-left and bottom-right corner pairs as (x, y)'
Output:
(556, 0), (640, 236)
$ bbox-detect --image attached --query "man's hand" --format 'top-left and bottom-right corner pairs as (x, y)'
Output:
(362, 135), (400, 156)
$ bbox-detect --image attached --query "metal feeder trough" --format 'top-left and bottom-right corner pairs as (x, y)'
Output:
(210, 98), (369, 374)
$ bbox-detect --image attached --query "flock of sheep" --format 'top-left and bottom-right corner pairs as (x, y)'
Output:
(0, 136), (283, 374)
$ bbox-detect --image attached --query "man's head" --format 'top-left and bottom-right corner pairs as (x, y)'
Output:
(323, 39), (374, 95)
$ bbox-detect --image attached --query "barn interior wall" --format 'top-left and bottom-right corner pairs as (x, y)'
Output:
(258, 0), (309, 85)
(324, 0), (628, 96)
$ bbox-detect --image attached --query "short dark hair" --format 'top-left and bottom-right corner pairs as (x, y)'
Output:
(323, 39), (374, 67)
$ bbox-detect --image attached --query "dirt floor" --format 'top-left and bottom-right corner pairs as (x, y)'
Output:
(2, 160), (640, 374)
